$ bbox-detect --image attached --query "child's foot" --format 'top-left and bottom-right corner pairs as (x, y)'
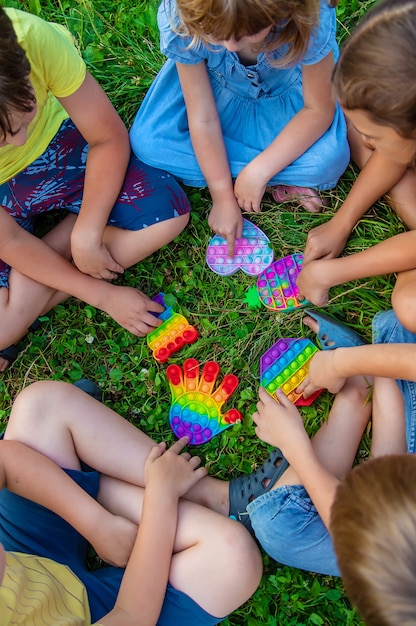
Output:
(303, 309), (367, 349)
(271, 185), (323, 213)
(0, 319), (43, 372)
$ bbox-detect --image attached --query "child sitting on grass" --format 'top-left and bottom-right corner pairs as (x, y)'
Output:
(0, 380), (262, 625)
(297, 0), (416, 333)
(0, 6), (191, 371)
(131, 0), (349, 257)
(218, 307), (416, 580)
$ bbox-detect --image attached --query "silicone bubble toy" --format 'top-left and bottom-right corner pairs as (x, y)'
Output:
(260, 338), (322, 406)
(256, 253), (308, 312)
(206, 218), (273, 276)
(166, 358), (242, 444)
(147, 293), (198, 363)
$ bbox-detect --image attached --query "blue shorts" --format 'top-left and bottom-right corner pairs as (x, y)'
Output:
(0, 119), (190, 288)
(248, 309), (416, 576)
(0, 461), (220, 625)
(372, 309), (416, 454)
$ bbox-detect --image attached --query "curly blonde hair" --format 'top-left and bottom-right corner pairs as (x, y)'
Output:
(174, 0), (338, 66)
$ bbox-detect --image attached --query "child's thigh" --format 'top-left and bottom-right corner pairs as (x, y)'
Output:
(248, 484), (339, 576)
(373, 309), (416, 453)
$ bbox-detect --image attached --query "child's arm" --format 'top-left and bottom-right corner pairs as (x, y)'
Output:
(252, 388), (339, 529)
(234, 53), (336, 210)
(0, 208), (162, 338)
(303, 152), (407, 264)
(299, 343), (416, 399)
(176, 62), (243, 258)
(100, 438), (207, 626)
(297, 229), (416, 307)
(0, 439), (137, 567)
(57, 72), (130, 280)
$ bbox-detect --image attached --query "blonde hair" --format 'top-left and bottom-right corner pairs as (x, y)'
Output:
(331, 455), (416, 626)
(333, 0), (416, 138)
(174, 0), (338, 66)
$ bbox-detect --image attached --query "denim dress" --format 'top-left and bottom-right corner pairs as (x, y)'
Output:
(131, 0), (349, 190)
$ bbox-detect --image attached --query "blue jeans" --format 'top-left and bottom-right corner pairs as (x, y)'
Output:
(248, 310), (416, 576)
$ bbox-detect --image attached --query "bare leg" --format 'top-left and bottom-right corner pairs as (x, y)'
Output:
(392, 269), (416, 333)
(371, 376), (406, 456)
(103, 213), (189, 269)
(5, 380), (262, 618)
(349, 124), (416, 229)
(0, 214), (76, 370)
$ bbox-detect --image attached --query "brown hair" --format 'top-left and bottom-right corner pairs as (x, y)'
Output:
(333, 0), (416, 138)
(0, 7), (36, 140)
(174, 0), (337, 67)
(331, 455), (416, 626)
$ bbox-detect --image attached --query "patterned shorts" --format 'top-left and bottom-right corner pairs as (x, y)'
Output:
(0, 119), (190, 288)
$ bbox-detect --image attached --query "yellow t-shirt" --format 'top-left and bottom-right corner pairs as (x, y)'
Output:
(0, 552), (104, 625)
(0, 8), (86, 184)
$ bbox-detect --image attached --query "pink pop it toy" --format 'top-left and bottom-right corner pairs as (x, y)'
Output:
(206, 218), (273, 276)
(257, 253), (308, 311)
(166, 359), (242, 444)
(260, 337), (322, 406)
(147, 293), (198, 363)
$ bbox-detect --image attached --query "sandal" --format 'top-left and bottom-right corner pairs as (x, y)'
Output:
(229, 448), (289, 535)
(0, 319), (43, 368)
(271, 185), (323, 213)
(305, 309), (367, 350)
(73, 378), (103, 402)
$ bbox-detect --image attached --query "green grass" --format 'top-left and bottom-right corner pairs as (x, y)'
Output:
(0, 0), (395, 623)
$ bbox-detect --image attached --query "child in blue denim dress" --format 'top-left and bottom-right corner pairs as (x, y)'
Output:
(0, 7), (191, 371)
(131, 0), (349, 256)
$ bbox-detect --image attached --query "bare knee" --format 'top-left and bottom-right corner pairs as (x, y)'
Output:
(7, 380), (72, 435)
(392, 284), (416, 333)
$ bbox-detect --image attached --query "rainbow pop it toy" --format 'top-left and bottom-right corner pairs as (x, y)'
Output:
(256, 253), (308, 312)
(206, 218), (273, 276)
(166, 358), (242, 444)
(147, 293), (198, 363)
(260, 338), (322, 406)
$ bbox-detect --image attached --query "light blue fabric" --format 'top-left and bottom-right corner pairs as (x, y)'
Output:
(131, 0), (349, 189)
(248, 310), (416, 577)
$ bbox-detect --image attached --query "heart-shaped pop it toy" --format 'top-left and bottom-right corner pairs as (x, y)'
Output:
(166, 359), (242, 444)
(257, 253), (308, 312)
(260, 337), (322, 406)
(206, 218), (273, 276)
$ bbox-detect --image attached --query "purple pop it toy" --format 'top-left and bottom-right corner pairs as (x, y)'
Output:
(256, 253), (308, 312)
(206, 218), (273, 276)
(260, 337), (322, 406)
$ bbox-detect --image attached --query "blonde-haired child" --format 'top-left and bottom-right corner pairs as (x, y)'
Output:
(131, 0), (349, 256)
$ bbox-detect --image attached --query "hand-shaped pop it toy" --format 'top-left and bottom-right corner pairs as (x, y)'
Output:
(256, 253), (308, 311)
(260, 338), (322, 406)
(206, 218), (273, 276)
(147, 293), (198, 363)
(166, 358), (242, 444)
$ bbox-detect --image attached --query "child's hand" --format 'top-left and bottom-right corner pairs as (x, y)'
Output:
(252, 388), (309, 455)
(303, 219), (349, 265)
(71, 230), (124, 280)
(103, 285), (163, 336)
(208, 200), (243, 258)
(296, 259), (331, 306)
(234, 164), (267, 213)
(296, 351), (347, 397)
(145, 438), (207, 500)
